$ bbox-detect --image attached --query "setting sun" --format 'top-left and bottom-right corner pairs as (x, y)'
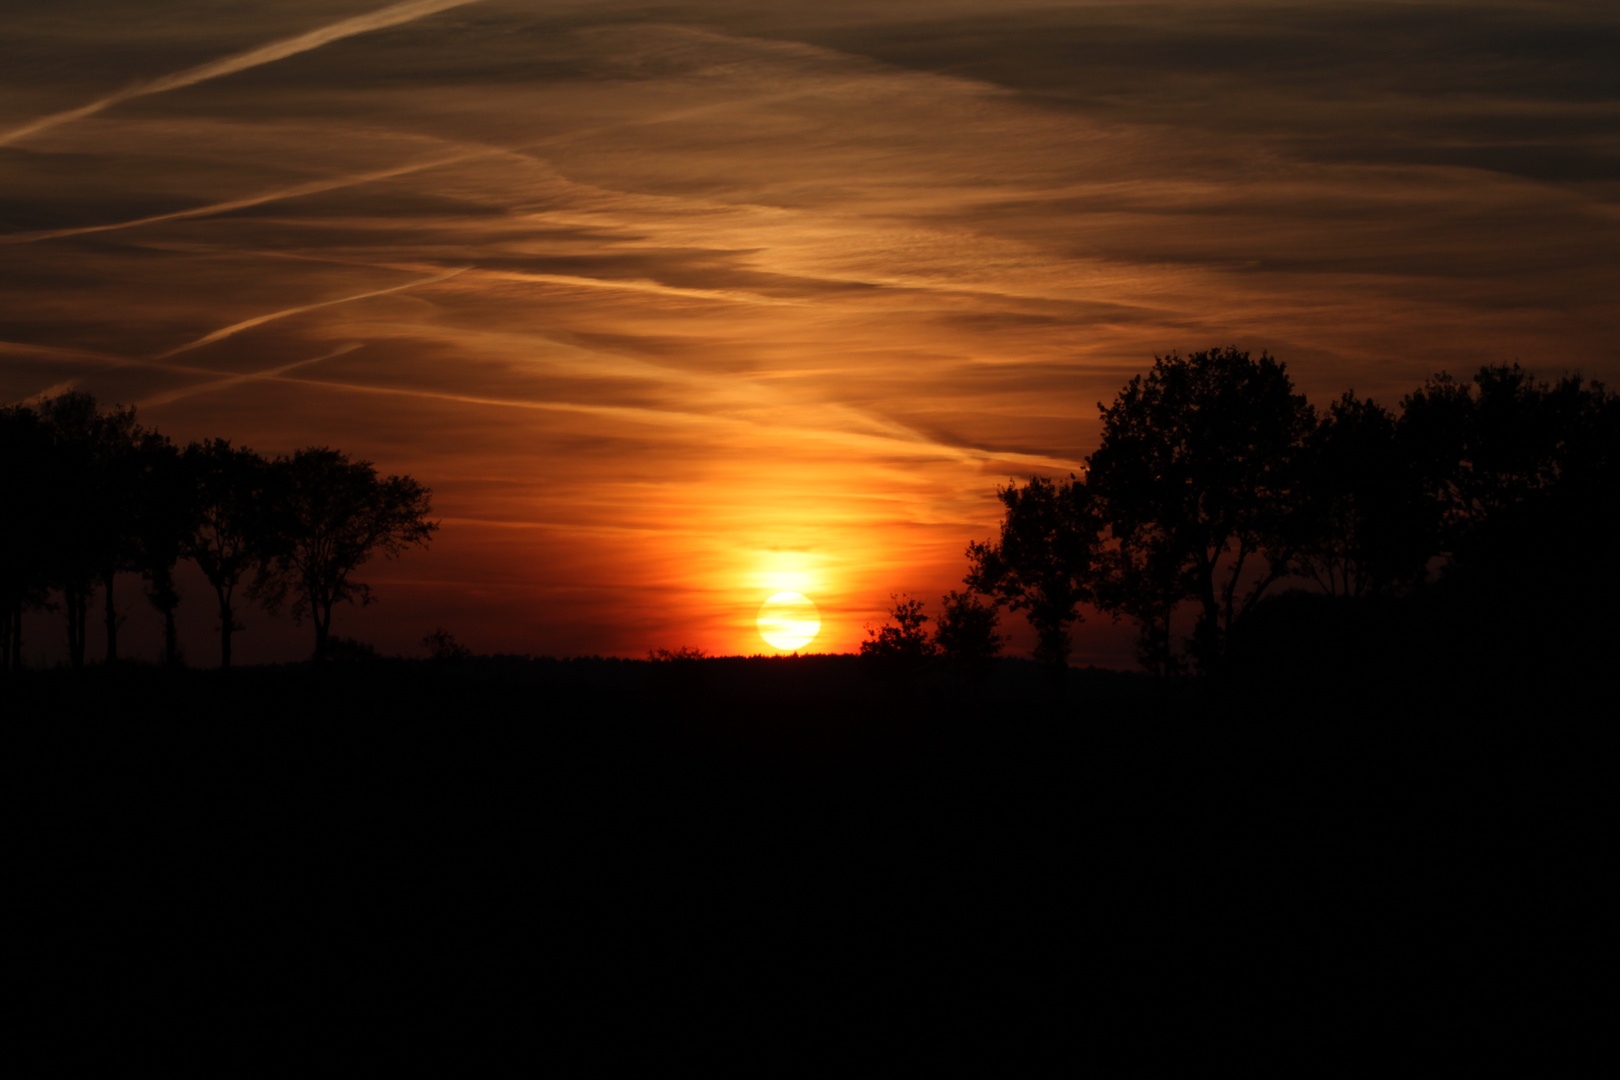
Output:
(757, 592), (821, 652)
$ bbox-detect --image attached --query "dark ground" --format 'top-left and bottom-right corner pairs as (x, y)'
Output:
(10, 653), (1609, 1049)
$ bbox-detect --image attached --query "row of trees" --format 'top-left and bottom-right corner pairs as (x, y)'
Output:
(870, 349), (1617, 686)
(0, 392), (437, 670)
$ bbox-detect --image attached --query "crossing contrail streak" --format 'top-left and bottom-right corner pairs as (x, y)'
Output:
(154, 266), (470, 359)
(0, 0), (487, 148)
(137, 343), (362, 408)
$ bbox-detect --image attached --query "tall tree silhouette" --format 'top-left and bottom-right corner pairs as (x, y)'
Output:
(258, 448), (436, 663)
(860, 593), (936, 678)
(184, 440), (274, 669)
(966, 474), (1100, 688)
(35, 392), (141, 668)
(1290, 392), (1433, 598)
(933, 590), (1005, 680)
(134, 432), (196, 667)
(1086, 348), (1314, 672)
(1090, 536), (1187, 681)
(0, 403), (52, 670)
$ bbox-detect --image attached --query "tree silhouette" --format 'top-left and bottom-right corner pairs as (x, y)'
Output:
(965, 474), (1099, 688)
(860, 593), (936, 675)
(1090, 537), (1187, 681)
(258, 447), (436, 663)
(1086, 348), (1314, 672)
(133, 432), (196, 667)
(35, 392), (141, 668)
(425, 627), (473, 662)
(0, 403), (53, 670)
(1401, 363), (1614, 561)
(1399, 364), (1620, 675)
(1291, 392), (1433, 598)
(183, 439), (274, 669)
(933, 590), (1004, 680)
(4, 395), (449, 670)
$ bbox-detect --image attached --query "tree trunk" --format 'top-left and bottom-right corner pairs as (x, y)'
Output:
(147, 565), (181, 668)
(103, 570), (118, 665)
(66, 586), (87, 670)
(1, 601), (11, 671)
(313, 606), (331, 664)
(163, 605), (179, 668)
(216, 588), (234, 670)
(1035, 623), (1070, 703)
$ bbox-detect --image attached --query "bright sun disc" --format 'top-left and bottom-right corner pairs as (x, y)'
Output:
(757, 592), (820, 651)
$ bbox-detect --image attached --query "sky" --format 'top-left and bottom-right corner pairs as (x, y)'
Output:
(2, 0), (1616, 665)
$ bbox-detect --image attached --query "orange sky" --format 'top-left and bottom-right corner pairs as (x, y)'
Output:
(3, 1), (1617, 664)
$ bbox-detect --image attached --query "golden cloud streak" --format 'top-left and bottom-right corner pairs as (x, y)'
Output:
(0, 0), (488, 148)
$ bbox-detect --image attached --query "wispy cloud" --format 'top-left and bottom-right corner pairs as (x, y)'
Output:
(1, 2), (1615, 664)
(0, 0), (487, 147)
(153, 267), (470, 359)
(0, 149), (503, 245)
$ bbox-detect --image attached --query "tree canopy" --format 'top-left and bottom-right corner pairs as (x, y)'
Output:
(1086, 347), (1315, 670)
(949, 351), (1616, 688)
(1, 394), (436, 669)
(185, 439), (275, 669)
(965, 474), (1099, 682)
(257, 447), (437, 664)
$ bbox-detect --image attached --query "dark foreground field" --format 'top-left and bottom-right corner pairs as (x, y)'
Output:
(10, 655), (1608, 1048)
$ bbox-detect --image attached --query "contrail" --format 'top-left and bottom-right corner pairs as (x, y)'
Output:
(154, 266), (469, 359)
(1, 335), (1082, 469)
(477, 269), (806, 307)
(137, 342), (362, 408)
(0, 149), (499, 246)
(0, 0), (487, 148)
(1, 76), (922, 244)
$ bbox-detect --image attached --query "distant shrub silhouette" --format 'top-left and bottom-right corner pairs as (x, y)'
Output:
(647, 645), (710, 695)
(323, 635), (379, 664)
(648, 646), (708, 662)
(424, 628), (472, 662)
(860, 594), (935, 680)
